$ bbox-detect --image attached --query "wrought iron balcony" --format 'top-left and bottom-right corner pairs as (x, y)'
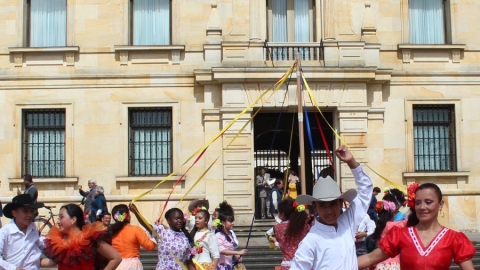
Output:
(264, 42), (323, 61)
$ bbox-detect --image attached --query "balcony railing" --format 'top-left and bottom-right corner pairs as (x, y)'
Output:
(264, 42), (323, 61)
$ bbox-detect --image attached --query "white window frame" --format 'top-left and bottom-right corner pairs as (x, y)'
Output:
(266, 0), (315, 43)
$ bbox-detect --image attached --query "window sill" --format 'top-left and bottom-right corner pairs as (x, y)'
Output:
(116, 175), (186, 183)
(398, 44), (466, 64)
(8, 177), (78, 184)
(8, 46), (80, 67)
(113, 45), (185, 66)
(403, 171), (470, 190)
(403, 171), (469, 178)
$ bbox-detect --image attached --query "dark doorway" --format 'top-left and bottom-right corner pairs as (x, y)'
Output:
(253, 111), (335, 203)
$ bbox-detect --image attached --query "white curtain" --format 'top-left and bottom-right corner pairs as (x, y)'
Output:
(133, 0), (170, 45)
(272, 0), (287, 42)
(28, 130), (65, 177)
(294, 0), (309, 42)
(30, 0), (66, 47)
(133, 129), (171, 175)
(409, 0), (445, 44)
(413, 108), (452, 171)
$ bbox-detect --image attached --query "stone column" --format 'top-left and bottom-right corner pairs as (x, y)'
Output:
(249, 0), (266, 41)
(323, 0), (336, 40)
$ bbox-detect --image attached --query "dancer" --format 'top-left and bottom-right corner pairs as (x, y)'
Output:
(154, 208), (195, 269)
(367, 190), (406, 269)
(41, 204), (121, 270)
(110, 204), (156, 270)
(190, 209), (220, 270)
(215, 201), (248, 270)
(186, 199), (210, 231)
(290, 145), (373, 269)
(358, 183), (476, 270)
(0, 194), (44, 269)
(286, 170), (299, 199)
(269, 198), (313, 269)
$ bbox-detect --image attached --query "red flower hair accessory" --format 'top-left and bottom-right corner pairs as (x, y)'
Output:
(407, 183), (420, 209)
(293, 201), (306, 212)
(375, 201), (383, 213)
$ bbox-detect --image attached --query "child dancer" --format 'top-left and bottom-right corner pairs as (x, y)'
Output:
(190, 209), (220, 270)
(215, 201), (248, 270)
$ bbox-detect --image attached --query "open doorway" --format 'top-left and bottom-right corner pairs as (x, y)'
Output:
(253, 111), (335, 216)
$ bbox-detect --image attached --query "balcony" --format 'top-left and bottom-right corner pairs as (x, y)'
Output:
(264, 42), (323, 61)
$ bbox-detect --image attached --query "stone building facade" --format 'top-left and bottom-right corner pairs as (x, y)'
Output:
(0, 0), (479, 231)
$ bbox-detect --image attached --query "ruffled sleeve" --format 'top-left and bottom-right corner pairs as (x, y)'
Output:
(44, 222), (106, 266)
(378, 225), (403, 258)
(452, 231), (476, 264)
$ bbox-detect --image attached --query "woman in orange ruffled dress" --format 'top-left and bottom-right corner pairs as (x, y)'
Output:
(41, 204), (122, 270)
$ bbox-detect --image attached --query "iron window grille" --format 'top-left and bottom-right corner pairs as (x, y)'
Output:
(22, 109), (66, 177)
(413, 104), (456, 171)
(128, 107), (172, 176)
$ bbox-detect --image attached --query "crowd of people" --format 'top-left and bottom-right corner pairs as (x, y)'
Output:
(0, 183), (248, 270)
(0, 145), (477, 270)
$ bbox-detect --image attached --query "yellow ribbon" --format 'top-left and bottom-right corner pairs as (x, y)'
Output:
(301, 72), (407, 194)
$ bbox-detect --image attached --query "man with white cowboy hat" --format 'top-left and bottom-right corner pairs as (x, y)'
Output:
(290, 145), (373, 270)
(0, 194), (45, 270)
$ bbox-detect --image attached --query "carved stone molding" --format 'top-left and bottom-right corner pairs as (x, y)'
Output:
(398, 44), (466, 64)
(8, 47), (80, 67)
(114, 45), (185, 66)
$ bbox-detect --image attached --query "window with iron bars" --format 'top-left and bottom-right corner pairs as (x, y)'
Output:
(128, 107), (172, 176)
(22, 109), (66, 177)
(413, 104), (456, 171)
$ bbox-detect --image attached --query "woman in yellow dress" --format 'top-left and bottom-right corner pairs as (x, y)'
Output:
(286, 170), (299, 199)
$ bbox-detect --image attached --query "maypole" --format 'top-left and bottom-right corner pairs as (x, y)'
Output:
(296, 54), (307, 195)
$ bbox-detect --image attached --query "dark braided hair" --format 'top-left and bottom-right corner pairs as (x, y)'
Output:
(369, 194), (397, 241)
(215, 201), (235, 243)
(110, 204), (129, 236)
(277, 198), (308, 238)
(189, 209), (210, 240)
(165, 208), (194, 245)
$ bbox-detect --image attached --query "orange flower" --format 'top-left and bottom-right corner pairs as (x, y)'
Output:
(407, 183), (420, 209)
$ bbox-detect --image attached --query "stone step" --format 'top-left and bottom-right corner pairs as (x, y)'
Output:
(139, 242), (480, 270)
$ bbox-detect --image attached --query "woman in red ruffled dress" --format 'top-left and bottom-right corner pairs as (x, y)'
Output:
(41, 204), (122, 270)
(358, 183), (476, 270)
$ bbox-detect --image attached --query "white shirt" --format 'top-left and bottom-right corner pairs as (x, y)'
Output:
(193, 231), (220, 263)
(0, 220), (44, 270)
(290, 165), (373, 270)
(356, 213), (376, 242)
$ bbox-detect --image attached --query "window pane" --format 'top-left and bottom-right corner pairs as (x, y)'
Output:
(30, 0), (67, 47)
(133, 0), (170, 45)
(409, 0), (445, 44)
(129, 108), (172, 176)
(23, 109), (66, 177)
(413, 105), (455, 171)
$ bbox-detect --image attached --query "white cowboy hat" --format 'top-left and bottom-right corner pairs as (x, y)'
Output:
(296, 176), (357, 204)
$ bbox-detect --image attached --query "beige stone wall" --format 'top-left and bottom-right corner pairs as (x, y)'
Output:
(0, 0), (479, 230)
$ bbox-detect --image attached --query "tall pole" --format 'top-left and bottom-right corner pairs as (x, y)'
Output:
(296, 54), (307, 195)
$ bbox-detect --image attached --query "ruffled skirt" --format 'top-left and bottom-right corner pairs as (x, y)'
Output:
(117, 258), (144, 270)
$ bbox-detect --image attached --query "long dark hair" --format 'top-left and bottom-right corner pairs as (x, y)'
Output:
(165, 208), (193, 245)
(388, 188), (406, 207)
(277, 198), (308, 238)
(189, 209), (210, 240)
(61, 204), (85, 230)
(110, 204), (129, 236)
(369, 194), (397, 241)
(407, 183), (442, 227)
(215, 201), (235, 243)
